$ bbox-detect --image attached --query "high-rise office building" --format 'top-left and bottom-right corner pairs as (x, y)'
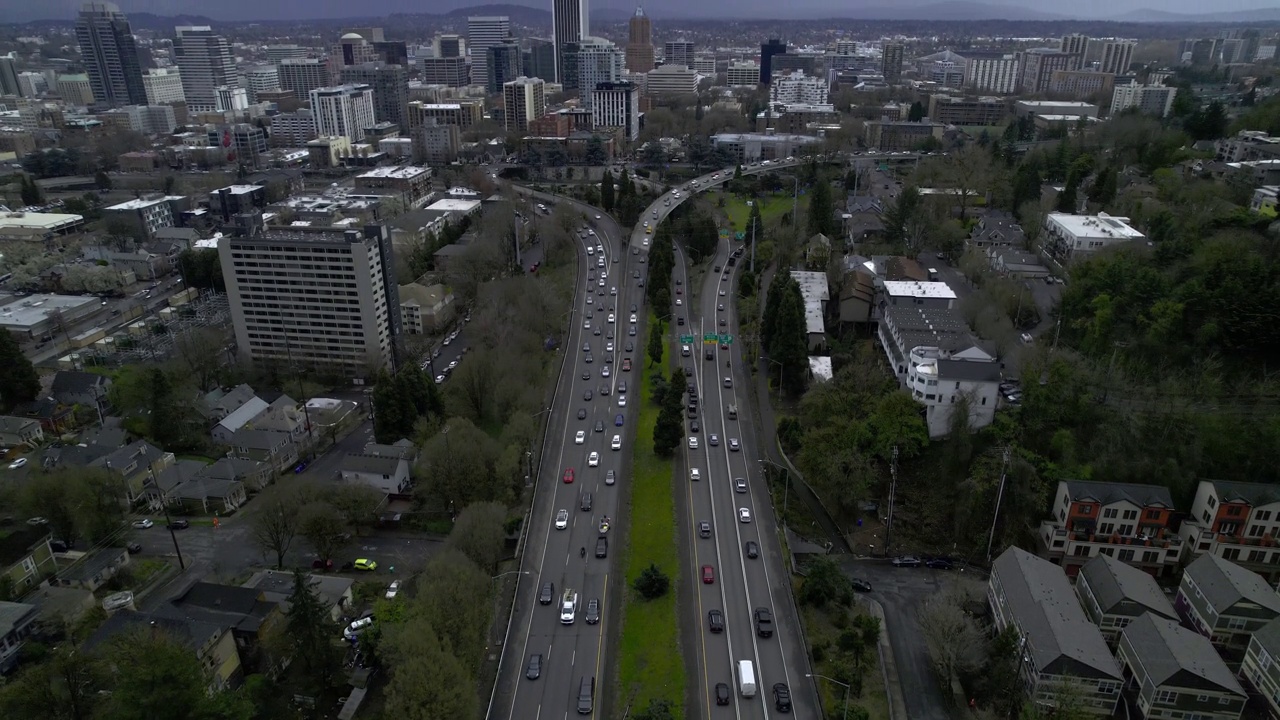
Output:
(75, 1), (147, 107)
(503, 76), (546, 132)
(421, 57), (470, 87)
(1019, 48), (1079, 93)
(963, 51), (1019, 95)
(760, 38), (787, 85)
(592, 81), (639, 141)
(142, 67), (185, 104)
(243, 65), (280, 103)
(278, 58), (328, 101)
(310, 84), (376, 143)
(468, 16), (511, 91)
(1060, 33), (1090, 58)
(174, 26), (236, 112)
(553, 0), (590, 83)
(487, 41), (522, 94)
(218, 224), (400, 376)
(726, 62), (761, 87)
(340, 62), (408, 129)
(435, 34), (464, 59)
(0, 57), (20, 96)
(265, 45), (308, 62)
(215, 86), (248, 112)
(17, 72), (47, 97)
(56, 74), (96, 104)
(626, 6), (654, 73)
(664, 40), (695, 69)
(333, 32), (380, 72)
(558, 42), (581, 89)
(577, 37), (624, 111)
(524, 39), (557, 81)
(881, 43), (905, 83)
(1098, 40), (1135, 75)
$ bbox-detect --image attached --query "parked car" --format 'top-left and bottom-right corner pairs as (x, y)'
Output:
(891, 555), (921, 567)
(167, 519), (190, 530)
(851, 578), (873, 592)
(131, 519), (153, 529)
(925, 556), (955, 570)
(353, 558), (378, 571)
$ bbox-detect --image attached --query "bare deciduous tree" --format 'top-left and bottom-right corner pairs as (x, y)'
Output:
(250, 493), (302, 569)
(919, 586), (988, 697)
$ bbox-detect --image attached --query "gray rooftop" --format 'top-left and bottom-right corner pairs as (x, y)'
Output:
(1064, 480), (1175, 509)
(992, 547), (1122, 680)
(1121, 613), (1244, 696)
(935, 358), (1000, 382)
(1079, 554), (1176, 619)
(340, 453), (402, 476)
(1252, 616), (1280, 654)
(0, 601), (38, 634)
(1184, 554), (1280, 615)
(85, 609), (223, 654)
(1209, 479), (1280, 507)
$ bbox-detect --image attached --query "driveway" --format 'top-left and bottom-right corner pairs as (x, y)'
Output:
(837, 557), (962, 720)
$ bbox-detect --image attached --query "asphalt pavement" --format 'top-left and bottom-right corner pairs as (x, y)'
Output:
(491, 190), (641, 720)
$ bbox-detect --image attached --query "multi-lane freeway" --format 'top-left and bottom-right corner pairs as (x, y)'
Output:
(631, 172), (818, 718)
(491, 190), (645, 719)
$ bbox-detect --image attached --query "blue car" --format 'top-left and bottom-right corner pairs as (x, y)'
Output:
(614, 414), (625, 426)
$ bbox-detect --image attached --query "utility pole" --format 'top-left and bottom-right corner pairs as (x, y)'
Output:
(884, 445), (898, 557)
(986, 447), (1012, 564)
(750, 209), (757, 274)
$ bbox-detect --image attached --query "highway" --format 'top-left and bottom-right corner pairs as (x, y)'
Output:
(630, 171), (817, 717)
(490, 188), (645, 720)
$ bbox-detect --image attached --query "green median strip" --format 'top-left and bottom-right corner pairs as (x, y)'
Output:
(617, 317), (685, 717)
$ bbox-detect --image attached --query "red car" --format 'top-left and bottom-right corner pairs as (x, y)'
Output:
(701, 565), (715, 584)
(621, 358), (632, 372)
(563, 468), (575, 484)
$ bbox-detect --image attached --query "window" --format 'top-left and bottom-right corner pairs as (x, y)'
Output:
(1208, 496), (1217, 508)
(1251, 525), (1267, 537)
(1077, 505), (1093, 516)
(1145, 509), (1162, 520)
(1228, 505), (1244, 516)
(1251, 550), (1268, 563)
(1123, 509), (1137, 520)
(1153, 689), (1177, 704)
(1259, 511), (1273, 521)
(1103, 508), (1118, 519)
(1227, 617), (1248, 630)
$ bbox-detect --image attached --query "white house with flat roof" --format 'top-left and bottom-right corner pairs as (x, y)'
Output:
(789, 270), (829, 351)
(0, 211), (85, 242)
(0, 294), (101, 339)
(1043, 212), (1145, 263)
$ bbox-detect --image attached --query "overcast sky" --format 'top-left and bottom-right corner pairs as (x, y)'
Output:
(6, 0), (1278, 22)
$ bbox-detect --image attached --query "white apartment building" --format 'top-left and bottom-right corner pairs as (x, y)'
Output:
(174, 26), (236, 112)
(1098, 40), (1136, 74)
(964, 52), (1019, 95)
(310, 84), (376, 143)
(105, 196), (175, 238)
(727, 62), (760, 87)
(770, 71), (829, 105)
(645, 63), (698, 95)
(591, 81), (639, 141)
(1042, 212), (1145, 263)
(218, 225), (398, 376)
(692, 53), (717, 75)
(278, 58), (329, 101)
(1178, 480), (1280, 583)
(502, 76), (546, 133)
(143, 67), (185, 104)
(577, 37), (624, 110)
(242, 65), (280, 103)
(269, 109), (316, 146)
(215, 85), (248, 112)
(1109, 82), (1177, 118)
(56, 74), (95, 105)
(875, 280), (1000, 437)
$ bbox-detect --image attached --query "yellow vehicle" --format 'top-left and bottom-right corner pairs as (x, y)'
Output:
(644, 224), (652, 234)
(353, 558), (378, 571)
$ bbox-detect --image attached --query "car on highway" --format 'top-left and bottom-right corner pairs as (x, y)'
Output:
(595, 537), (608, 557)
(588, 452), (600, 467)
(585, 598), (600, 624)
(167, 519), (190, 530)
(605, 470), (616, 485)
(739, 507), (752, 523)
(601, 365), (611, 377)
(729, 438), (740, 452)
(563, 468), (575, 483)
(688, 436), (699, 449)
(594, 420), (605, 433)
(851, 578), (873, 592)
(556, 509), (569, 530)
(689, 420), (700, 433)
(615, 414), (625, 426)
(611, 435), (622, 450)
(891, 555), (922, 567)
(708, 434), (719, 447)
(773, 683), (792, 712)
(735, 477), (747, 493)
(575, 430), (586, 444)
(618, 395), (627, 406)
(689, 468), (701, 481)
(701, 565), (715, 584)
(715, 683), (731, 705)
(754, 607), (774, 637)
(581, 369), (591, 380)
(708, 609), (724, 633)
(583, 389), (593, 400)
(526, 653), (542, 680)
(539, 581), (555, 605)
(131, 519), (153, 529)
(719, 289), (726, 296)
(353, 558), (378, 571)
(578, 408), (587, 419)
(745, 540), (760, 558)
(699, 521), (712, 538)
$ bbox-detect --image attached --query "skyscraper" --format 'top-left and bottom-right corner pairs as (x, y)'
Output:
(664, 40), (695, 69)
(524, 38), (557, 81)
(142, 67), (185, 104)
(174, 26), (236, 112)
(467, 16), (511, 91)
(1098, 40), (1135, 75)
(577, 37), (624, 111)
(340, 62), (408, 129)
(592, 81), (639, 141)
(310, 84), (377, 143)
(626, 6), (654, 73)
(1060, 34), (1090, 58)
(1019, 48), (1079, 93)
(75, 1), (147, 107)
(278, 59), (328, 101)
(553, 0), (590, 83)
(436, 35), (464, 59)
(0, 57), (21, 97)
(881, 43), (905, 83)
(760, 38), (787, 86)
(487, 41), (523, 94)
(503, 76), (546, 132)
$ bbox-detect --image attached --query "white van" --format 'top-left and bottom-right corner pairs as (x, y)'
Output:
(737, 660), (757, 697)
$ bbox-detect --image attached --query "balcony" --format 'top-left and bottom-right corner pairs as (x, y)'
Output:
(1041, 521), (1184, 553)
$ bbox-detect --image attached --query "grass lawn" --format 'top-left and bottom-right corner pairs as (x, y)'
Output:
(616, 320), (686, 716)
(800, 597), (891, 720)
(721, 192), (801, 233)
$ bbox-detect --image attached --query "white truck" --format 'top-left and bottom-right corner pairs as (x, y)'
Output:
(737, 660), (757, 697)
(560, 589), (579, 624)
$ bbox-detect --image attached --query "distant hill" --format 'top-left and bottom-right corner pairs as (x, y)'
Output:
(1109, 6), (1280, 22)
(439, 3), (550, 23)
(836, 2), (1066, 21)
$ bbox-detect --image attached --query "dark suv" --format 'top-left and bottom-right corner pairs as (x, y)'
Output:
(773, 683), (792, 712)
(595, 537), (608, 558)
(754, 607), (774, 638)
(539, 581), (555, 605)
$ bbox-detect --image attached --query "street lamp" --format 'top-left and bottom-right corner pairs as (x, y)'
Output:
(806, 673), (851, 720)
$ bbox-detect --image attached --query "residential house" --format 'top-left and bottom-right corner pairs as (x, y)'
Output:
(1178, 480), (1280, 583)
(0, 416), (43, 448)
(0, 526), (56, 599)
(228, 429), (298, 475)
(843, 195), (885, 244)
(199, 456), (273, 493)
(244, 395), (307, 443)
(145, 458), (248, 514)
(339, 440), (416, 495)
(1075, 554), (1178, 644)
(1042, 212), (1145, 264)
(0, 601), (39, 673)
(1175, 554), (1280, 650)
(9, 397), (77, 436)
(53, 547), (132, 592)
(987, 246), (1049, 279)
(242, 569), (354, 622)
(804, 233), (832, 270)
(41, 424), (127, 470)
(91, 440), (175, 504)
(987, 547), (1123, 716)
(211, 396), (270, 444)
(200, 384), (261, 423)
(967, 212), (1027, 250)
(49, 371), (112, 411)
(836, 255), (877, 325)
(23, 585), (96, 632)
(1116, 613), (1246, 720)
(1241, 617), (1280, 719)
(86, 609), (244, 691)
(790, 270), (829, 351)
(165, 581), (283, 671)
(1039, 480), (1182, 578)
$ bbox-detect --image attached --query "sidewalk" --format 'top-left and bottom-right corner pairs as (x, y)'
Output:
(863, 597), (908, 720)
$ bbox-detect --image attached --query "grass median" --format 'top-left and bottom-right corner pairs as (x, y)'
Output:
(720, 192), (799, 232)
(616, 318), (686, 716)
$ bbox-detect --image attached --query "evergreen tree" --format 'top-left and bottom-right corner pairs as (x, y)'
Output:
(907, 101), (925, 122)
(94, 170), (112, 191)
(0, 331), (40, 411)
(1010, 164), (1043, 213)
(19, 176), (42, 206)
(147, 369), (183, 448)
(771, 279), (810, 395)
(883, 186), (921, 246)
(647, 318), (664, 367)
(806, 177), (834, 238)
(1086, 164), (1118, 207)
(600, 171), (615, 211)
(761, 270), (792, 352)
(282, 569), (343, 697)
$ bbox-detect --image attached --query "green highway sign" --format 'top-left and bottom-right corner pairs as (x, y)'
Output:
(720, 334), (734, 344)
(679, 335), (694, 343)
(703, 333), (718, 344)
